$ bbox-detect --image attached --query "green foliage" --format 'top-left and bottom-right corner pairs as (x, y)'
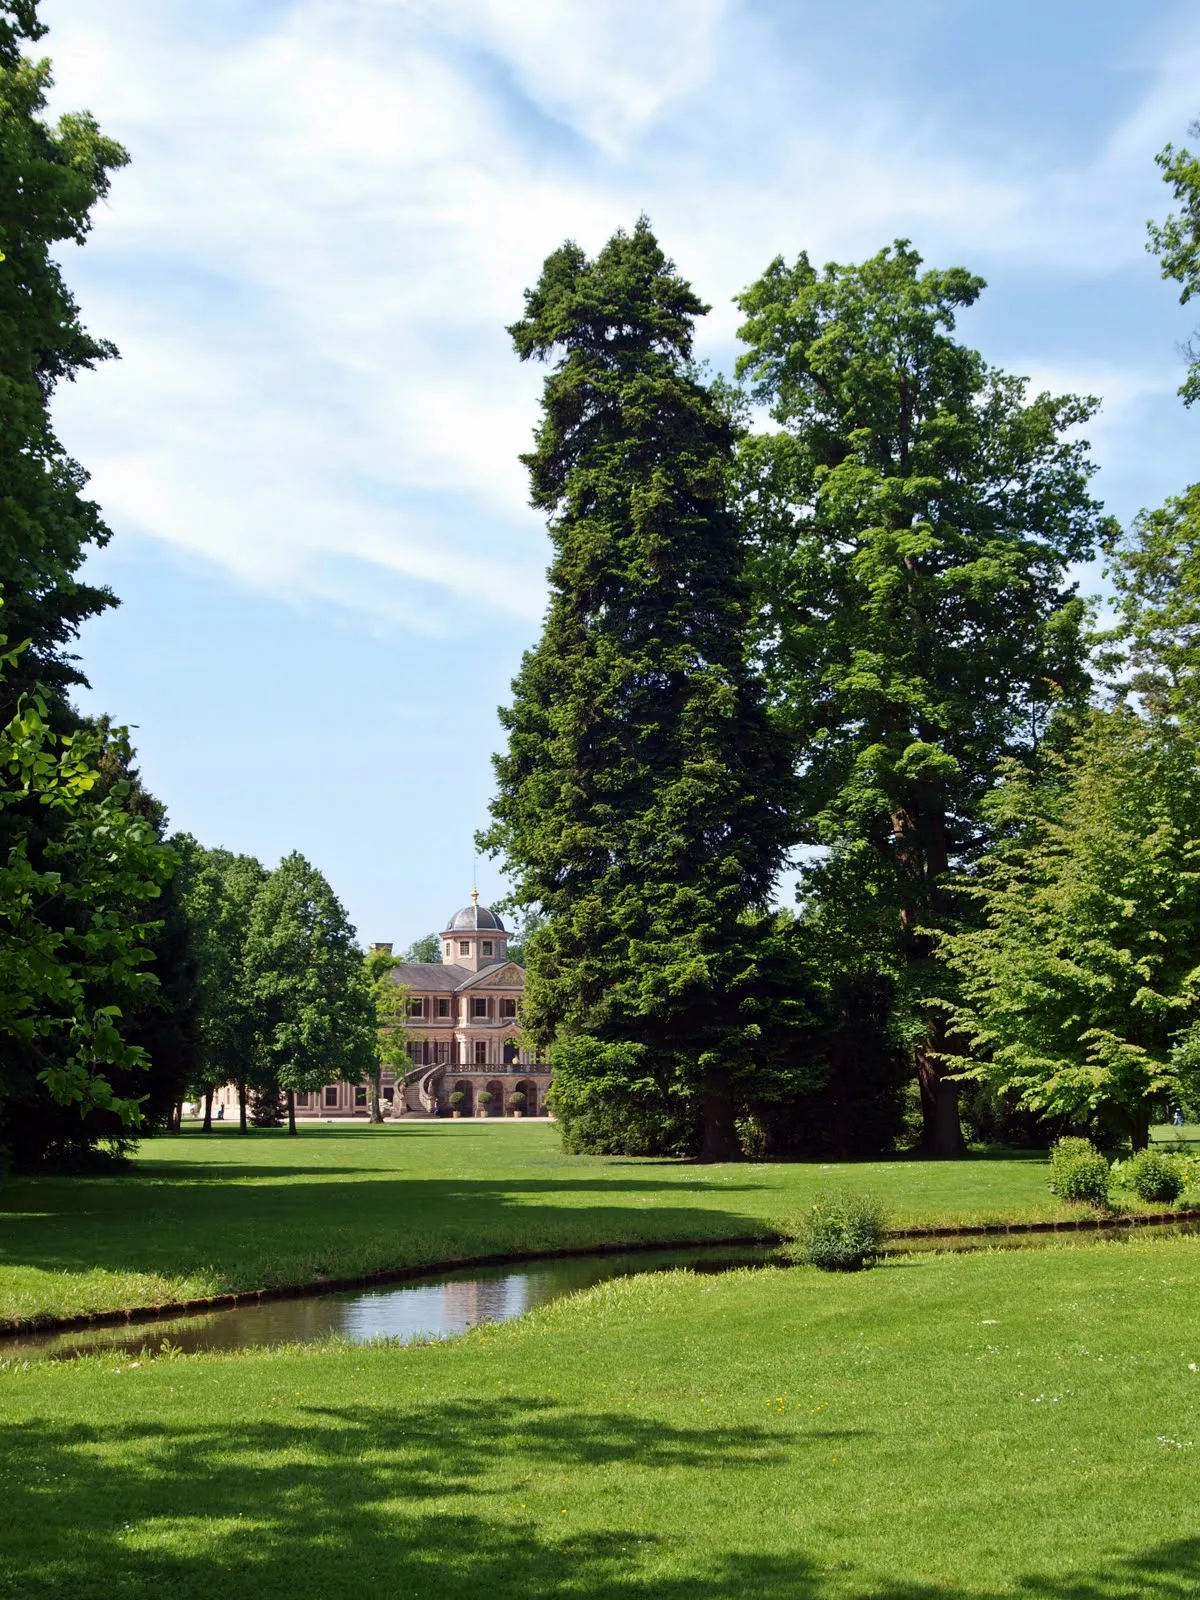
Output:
(0, 5), (129, 710)
(1107, 483), (1200, 725)
(946, 714), (1200, 1147)
(1117, 1149), (1186, 1205)
(508, 1090), (526, 1112)
(483, 219), (799, 1159)
(0, 640), (173, 1137)
(404, 934), (441, 964)
(734, 241), (1112, 1153)
(1148, 123), (1200, 405)
(505, 906), (545, 968)
(1048, 1138), (1111, 1208)
(242, 853), (375, 1121)
(448, 1090), (465, 1111)
(789, 1191), (888, 1271)
(477, 1090), (492, 1108)
(170, 838), (267, 1107)
(364, 944), (407, 1123)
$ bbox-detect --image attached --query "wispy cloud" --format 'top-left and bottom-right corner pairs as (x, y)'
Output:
(40, 0), (1200, 625)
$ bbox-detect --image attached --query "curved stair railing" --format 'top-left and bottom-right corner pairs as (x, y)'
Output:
(416, 1062), (445, 1114)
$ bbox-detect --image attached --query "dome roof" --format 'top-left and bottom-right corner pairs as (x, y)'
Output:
(444, 893), (505, 933)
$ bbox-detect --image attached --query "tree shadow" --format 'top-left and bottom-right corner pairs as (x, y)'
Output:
(0, 1169), (776, 1287)
(0, 1395), (1195, 1599)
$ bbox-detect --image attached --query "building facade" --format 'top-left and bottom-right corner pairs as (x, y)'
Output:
(214, 893), (550, 1119)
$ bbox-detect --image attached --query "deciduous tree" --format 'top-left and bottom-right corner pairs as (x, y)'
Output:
(0, 1), (127, 715)
(242, 852), (375, 1135)
(734, 241), (1112, 1154)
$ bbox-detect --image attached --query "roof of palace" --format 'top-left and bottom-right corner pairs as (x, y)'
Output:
(389, 959), (524, 992)
(444, 893), (505, 933)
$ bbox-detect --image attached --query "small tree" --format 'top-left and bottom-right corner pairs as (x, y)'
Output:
(172, 838), (267, 1130)
(944, 713), (1200, 1149)
(364, 945), (408, 1121)
(405, 933), (441, 963)
(243, 853), (375, 1134)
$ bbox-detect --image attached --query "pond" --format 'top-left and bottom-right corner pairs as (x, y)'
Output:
(2, 1243), (780, 1365)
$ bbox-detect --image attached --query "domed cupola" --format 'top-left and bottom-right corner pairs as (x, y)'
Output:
(442, 890), (508, 970)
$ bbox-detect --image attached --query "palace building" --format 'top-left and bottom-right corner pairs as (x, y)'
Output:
(216, 892), (550, 1120)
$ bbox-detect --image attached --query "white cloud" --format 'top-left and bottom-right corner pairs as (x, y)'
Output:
(37, 0), (1200, 628)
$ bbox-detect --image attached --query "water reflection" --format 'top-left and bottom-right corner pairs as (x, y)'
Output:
(3, 1245), (777, 1365)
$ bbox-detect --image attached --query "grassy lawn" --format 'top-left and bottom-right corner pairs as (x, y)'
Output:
(2, 1234), (1198, 1597)
(0, 1121), (1148, 1330)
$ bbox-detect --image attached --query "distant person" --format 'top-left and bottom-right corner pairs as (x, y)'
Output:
(216, 1103), (225, 1121)
(1174, 1108), (1185, 1127)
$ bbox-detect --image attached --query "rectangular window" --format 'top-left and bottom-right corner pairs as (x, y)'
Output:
(437, 997), (450, 1017)
(383, 1085), (394, 1103)
(474, 1041), (488, 1065)
(297, 1092), (309, 1108)
(444, 942), (452, 959)
(481, 940), (493, 956)
(459, 940), (470, 955)
(408, 1041), (424, 1065)
(473, 997), (487, 1018)
(354, 1086), (367, 1107)
(408, 998), (424, 1019)
(324, 1085), (338, 1107)
(436, 1041), (450, 1064)
(501, 998), (517, 1019)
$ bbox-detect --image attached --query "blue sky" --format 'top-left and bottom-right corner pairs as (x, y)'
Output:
(38, 0), (1200, 948)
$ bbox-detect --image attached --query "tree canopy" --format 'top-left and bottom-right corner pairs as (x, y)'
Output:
(733, 240), (1113, 1153)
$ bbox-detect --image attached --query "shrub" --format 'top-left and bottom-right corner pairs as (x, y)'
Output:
(1122, 1150), (1186, 1204)
(735, 1115), (770, 1161)
(477, 1091), (492, 1108)
(448, 1091), (465, 1111)
(1049, 1138), (1111, 1208)
(790, 1192), (888, 1272)
(509, 1091), (526, 1112)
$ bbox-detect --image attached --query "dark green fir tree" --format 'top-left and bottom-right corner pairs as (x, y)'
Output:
(482, 220), (798, 1160)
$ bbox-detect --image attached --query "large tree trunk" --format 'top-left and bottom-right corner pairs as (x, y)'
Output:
(203, 1089), (213, 1133)
(170, 1101), (183, 1135)
(917, 1038), (966, 1158)
(369, 1071), (384, 1125)
(286, 1090), (297, 1136)
(698, 1068), (738, 1162)
(1129, 1105), (1151, 1152)
(894, 788), (967, 1158)
(237, 1080), (248, 1134)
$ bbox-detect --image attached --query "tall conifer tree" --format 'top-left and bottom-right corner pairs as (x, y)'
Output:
(483, 220), (797, 1160)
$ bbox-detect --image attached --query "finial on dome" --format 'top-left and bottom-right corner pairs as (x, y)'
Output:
(471, 887), (479, 905)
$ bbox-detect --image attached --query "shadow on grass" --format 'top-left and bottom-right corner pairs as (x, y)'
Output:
(0, 1395), (1194, 1599)
(0, 1171), (774, 1287)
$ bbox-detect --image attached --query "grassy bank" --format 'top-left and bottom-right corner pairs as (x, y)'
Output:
(0, 1121), (1183, 1330)
(2, 1235), (1199, 1597)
